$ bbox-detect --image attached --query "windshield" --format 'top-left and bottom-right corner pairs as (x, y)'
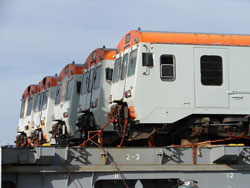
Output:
(81, 72), (89, 94)
(26, 97), (33, 116)
(121, 53), (128, 80)
(88, 68), (94, 92)
(20, 100), (25, 118)
(113, 57), (121, 83)
(42, 90), (49, 110)
(127, 49), (138, 76)
(93, 65), (102, 89)
(66, 79), (73, 100)
(34, 93), (42, 112)
(55, 84), (62, 105)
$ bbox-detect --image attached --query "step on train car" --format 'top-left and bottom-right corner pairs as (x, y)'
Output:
(16, 85), (38, 146)
(51, 63), (83, 146)
(108, 29), (250, 146)
(31, 76), (58, 145)
(77, 48), (116, 144)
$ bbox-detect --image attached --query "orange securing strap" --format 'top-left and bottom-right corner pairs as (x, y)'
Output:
(42, 133), (47, 141)
(129, 106), (136, 119)
(27, 137), (31, 145)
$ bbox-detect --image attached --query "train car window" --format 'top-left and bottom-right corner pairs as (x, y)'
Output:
(20, 101), (25, 118)
(121, 53), (128, 80)
(93, 65), (102, 89)
(113, 57), (121, 83)
(42, 90), (49, 110)
(55, 84), (62, 105)
(160, 55), (176, 81)
(125, 34), (130, 44)
(88, 68), (94, 92)
(66, 79), (73, 100)
(34, 93), (42, 112)
(128, 49), (138, 76)
(200, 55), (223, 86)
(76, 81), (81, 94)
(26, 97), (33, 116)
(81, 72), (89, 94)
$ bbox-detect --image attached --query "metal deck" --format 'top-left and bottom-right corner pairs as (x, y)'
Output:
(2, 145), (250, 188)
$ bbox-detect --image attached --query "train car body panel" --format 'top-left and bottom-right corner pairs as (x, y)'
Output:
(109, 30), (250, 144)
(16, 85), (38, 145)
(78, 48), (116, 132)
(52, 63), (84, 145)
(116, 43), (250, 124)
(32, 76), (58, 144)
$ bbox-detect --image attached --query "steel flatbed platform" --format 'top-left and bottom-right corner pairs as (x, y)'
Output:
(2, 145), (250, 188)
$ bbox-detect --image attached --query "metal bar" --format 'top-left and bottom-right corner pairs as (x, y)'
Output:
(3, 164), (250, 173)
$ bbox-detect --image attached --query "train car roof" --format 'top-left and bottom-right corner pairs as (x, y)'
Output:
(38, 76), (59, 92)
(22, 84), (38, 99)
(59, 63), (84, 81)
(85, 48), (116, 68)
(117, 30), (250, 53)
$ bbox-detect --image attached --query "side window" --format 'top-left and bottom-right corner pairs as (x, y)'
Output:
(93, 65), (102, 89)
(42, 90), (49, 110)
(20, 100), (25, 118)
(200, 55), (223, 86)
(66, 79), (73, 100)
(26, 97), (33, 116)
(81, 72), (89, 94)
(55, 84), (62, 105)
(88, 69), (94, 92)
(160, 55), (176, 81)
(128, 49), (138, 76)
(113, 58), (121, 83)
(121, 53), (128, 80)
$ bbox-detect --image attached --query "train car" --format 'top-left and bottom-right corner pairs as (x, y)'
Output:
(16, 85), (38, 146)
(31, 76), (58, 145)
(51, 63), (83, 146)
(108, 29), (250, 146)
(77, 48), (116, 143)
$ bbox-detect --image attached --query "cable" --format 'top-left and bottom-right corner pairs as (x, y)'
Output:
(117, 119), (128, 148)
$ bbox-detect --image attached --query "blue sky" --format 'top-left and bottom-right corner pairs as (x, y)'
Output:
(1, 0), (250, 145)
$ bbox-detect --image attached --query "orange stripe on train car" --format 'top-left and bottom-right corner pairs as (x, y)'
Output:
(117, 30), (250, 53)
(59, 64), (84, 81)
(84, 48), (116, 68)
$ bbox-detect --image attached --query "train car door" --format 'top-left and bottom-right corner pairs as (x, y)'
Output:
(194, 48), (229, 108)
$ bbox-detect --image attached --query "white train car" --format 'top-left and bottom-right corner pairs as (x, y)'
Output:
(16, 85), (38, 146)
(31, 76), (58, 145)
(77, 48), (116, 142)
(109, 30), (250, 145)
(51, 63), (83, 146)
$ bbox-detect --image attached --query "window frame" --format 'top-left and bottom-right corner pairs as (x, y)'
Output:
(200, 55), (223, 86)
(160, 54), (176, 81)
